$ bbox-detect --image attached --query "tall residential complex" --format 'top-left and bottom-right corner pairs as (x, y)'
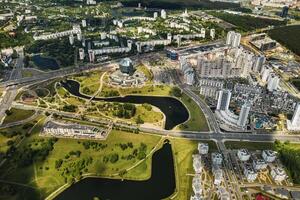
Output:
(217, 90), (231, 111)
(267, 74), (280, 92)
(216, 90), (251, 129)
(226, 31), (241, 48)
(287, 103), (300, 131)
(196, 48), (254, 78)
(237, 103), (251, 127)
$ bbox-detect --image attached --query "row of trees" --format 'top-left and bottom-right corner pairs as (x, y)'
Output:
(113, 103), (136, 119)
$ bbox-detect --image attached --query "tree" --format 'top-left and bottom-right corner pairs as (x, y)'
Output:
(136, 115), (144, 124)
(170, 87), (182, 97)
(110, 153), (119, 163)
(5, 110), (12, 116)
(55, 159), (63, 169)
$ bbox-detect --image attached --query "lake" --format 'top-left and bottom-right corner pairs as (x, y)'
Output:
(61, 79), (189, 130)
(54, 142), (176, 200)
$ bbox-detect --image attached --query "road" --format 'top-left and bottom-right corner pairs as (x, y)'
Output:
(0, 48), (24, 124)
(169, 67), (221, 133)
(13, 102), (300, 144)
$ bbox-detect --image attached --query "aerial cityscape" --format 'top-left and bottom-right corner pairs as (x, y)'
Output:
(0, 0), (300, 199)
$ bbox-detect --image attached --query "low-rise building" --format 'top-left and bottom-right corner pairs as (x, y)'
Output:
(271, 167), (287, 182)
(243, 164), (257, 182)
(237, 149), (251, 162)
(252, 159), (267, 171)
(262, 150), (277, 163)
(212, 165), (223, 185)
(212, 152), (223, 165)
(198, 143), (209, 155)
(192, 175), (202, 196)
(291, 191), (300, 200)
(274, 188), (289, 199)
(193, 154), (203, 174)
(42, 121), (106, 139)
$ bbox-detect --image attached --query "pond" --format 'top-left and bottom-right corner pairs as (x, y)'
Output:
(54, 142), (176, 200)
(31, 55), (59, 70)
(61, 79), (189, 130)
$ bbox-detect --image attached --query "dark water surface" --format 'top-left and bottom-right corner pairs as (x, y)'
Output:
(61, 79), (189, 130)
(32, 55), (59, 70)
(55, 142), (176, 200)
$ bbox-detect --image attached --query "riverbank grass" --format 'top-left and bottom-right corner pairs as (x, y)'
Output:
(176, 93), (209, 132)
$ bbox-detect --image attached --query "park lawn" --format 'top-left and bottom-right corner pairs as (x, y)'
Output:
(224, 141), (276, 150)
(56, 85), (68, 97)
(134, 105), (164, 124)
(56, 86), (85, 106)
(96, 102), (164, 124)
(176, 93), (209, 132)
(65, 96), (85, 106)
(21, 70), (33, 78)
(0, 134), (16, 153)
(72, 70), (102, 95)
(136, 64), (153, 82)
(2, 129), (162, 199)
(81, 83), (100, 96)
(119, 84), (172, 96)
(73, 71), (102, 86)
(2, 108), (35, 125)
(97, 83), (120, 97)
(167, 138), (217, 200)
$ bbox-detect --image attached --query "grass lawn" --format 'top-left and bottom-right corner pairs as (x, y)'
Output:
(176, 93), (209, 132)
(224, 141), (277, 151)
(0, 127), (162, 200)
(0, 111), (218, 200)
(103, 104), (164, 124)
(73, 71), (102, 95)
(56, 85), (86, 106)
(98, 84), (173, 97)
(136, 64), (153, 82)
(134, 105), (163, 124)
(21, 70), (33, 78)
(2, 108), (35, 125)
(0, 134), (16, 154)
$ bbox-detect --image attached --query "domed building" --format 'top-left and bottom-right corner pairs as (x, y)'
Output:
(119, 58), (134, 75)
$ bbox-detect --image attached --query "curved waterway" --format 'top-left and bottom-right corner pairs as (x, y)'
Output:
(61, 80), (189, 130)
(54, 142), (176, 200)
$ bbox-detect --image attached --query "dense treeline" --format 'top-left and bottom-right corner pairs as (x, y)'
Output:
(209, 12), (286, 31)
(268, 25), (300, 56)
(275, 141), (300, 184)
(121, 0), (240, 10)
(290, 78), (300, 90)
(0, 29), (32, 49)
(26, 38), (75, 67)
